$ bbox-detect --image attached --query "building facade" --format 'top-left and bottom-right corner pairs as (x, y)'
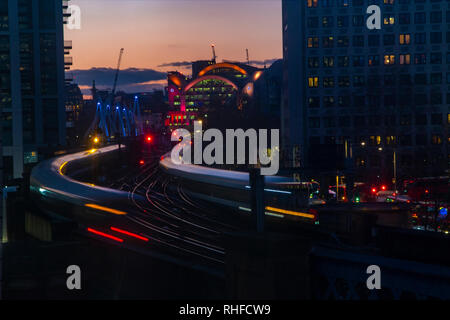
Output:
(0, 0), (68, 182)
(282, 0), (450, 184)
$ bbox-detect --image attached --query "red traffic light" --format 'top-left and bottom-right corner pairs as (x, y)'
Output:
(381, 185), (387, 191)
(371, 188), (377, 193)
(145, 135), (152, 143)
(139, 160), (145, 165)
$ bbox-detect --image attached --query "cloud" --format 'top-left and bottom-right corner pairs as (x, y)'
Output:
(68, 67), (167, 88)
(157, 61), (193, 68)
(248, 58), (280, 66)
(158, 58), (281, 69)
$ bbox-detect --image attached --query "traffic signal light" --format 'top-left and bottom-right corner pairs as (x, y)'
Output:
(139, 160), (145, 165)
(145, 135), (152, 143)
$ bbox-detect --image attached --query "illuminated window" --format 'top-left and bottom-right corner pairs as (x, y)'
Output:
(322, 16), (333, 27)
(356, 157), (366, 167)
(307, 0), (318, 7)
(399, 54), (410, 65)
(368, 55), (379, 66)
(323, 56), (334, 67)
(322, 36), (334, 48)
(337, 36), (349, 47)
(383, 15), (395, 25)
(308, 57), (319, 68)
(308, 97), (320, 107)
(386, 136), (396, 145)
(384, 0), (394, 4)
(384, 54), (395, 65)
(369, 136), (382, 145)
(399, 34), (410, 45)
(307, 37), (319, 48)
(324, 96), (335, 107)
(308, 77), (319, 88)
(432, 135), (442, 145)
(323, 77), (334, 88)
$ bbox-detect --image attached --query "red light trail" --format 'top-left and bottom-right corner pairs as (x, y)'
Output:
(87, 227), (124, 242)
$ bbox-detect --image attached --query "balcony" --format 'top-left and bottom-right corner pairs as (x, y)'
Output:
(64, 40), (72, 50)
(64, 56), (73, 70)
(62, 0), (70, 10)
(64, 56), (73, 64)
(65, 74), (74, 83)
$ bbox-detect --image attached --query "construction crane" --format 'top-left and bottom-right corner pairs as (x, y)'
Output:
(110, 48), (124, 101)
(246, 48), (250, 65)
(84, 48), (125, 140)
(211, 44), (217, 63)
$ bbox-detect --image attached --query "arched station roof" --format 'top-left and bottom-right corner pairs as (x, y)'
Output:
(197, 62), (248, 77)
(183, 75), (239, 93)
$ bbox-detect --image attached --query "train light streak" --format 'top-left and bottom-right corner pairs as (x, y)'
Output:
(87, 227), (123, 242)
(85, 203), (127, 215)
(59, 161), (68, 175)
(111, 227), (149, 241)
(265, 212), (284, 218)
(238, 206), (285, 218)
(265, 206), (315, 219)
(244, 186), (292, 194)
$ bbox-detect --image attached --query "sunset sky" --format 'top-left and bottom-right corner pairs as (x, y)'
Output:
(66, 0), (283, 93)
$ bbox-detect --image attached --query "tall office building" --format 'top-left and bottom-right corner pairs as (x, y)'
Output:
(282, 0), (449, 183)
(0, 0), (69, 183)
